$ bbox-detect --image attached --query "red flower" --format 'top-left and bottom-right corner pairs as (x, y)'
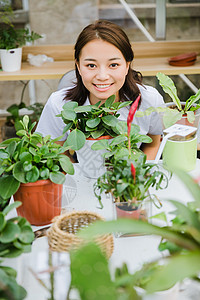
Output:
(131, 163), (136, 183)
(127, 94), (141, 136)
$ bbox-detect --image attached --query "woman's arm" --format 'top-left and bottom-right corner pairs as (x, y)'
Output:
(140, 134), (161, 160)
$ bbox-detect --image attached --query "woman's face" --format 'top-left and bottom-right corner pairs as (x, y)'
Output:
(76, 39), (130, 105)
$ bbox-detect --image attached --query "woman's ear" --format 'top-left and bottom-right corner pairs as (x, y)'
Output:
(75, 60), (81, 75)
(126, 62), (130, 75)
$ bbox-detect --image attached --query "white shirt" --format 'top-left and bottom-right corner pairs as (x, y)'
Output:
(36, 84), (165, 143)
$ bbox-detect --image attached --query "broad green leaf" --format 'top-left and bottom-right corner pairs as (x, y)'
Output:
(13, 161), (27, 183)
(102, 115), (118, 127)
(91, 128), (105, 139)
(66, 129), (86, 150)
(18, 226), (34, 244)
(0, 175), (20, 199)
(16, 129), (27, 137)
(86, 117), (101, 128)
(3, 201), (22, 216)
(156, 72), (181, 110)
(163, 109), (183, 128)
(91, 139), (109, 150)
(25, 166), (40, 182)
(0, 222), (20, 243)
(19, 152), (32, 163)
(40, 167), (50, 179)
(63, 122), (73, 134)
(6, 141), (17, 158)
(145, 251), (200, 293)
(0, 149), (9, 159)
(74, 105), (92, 113)
(59, 155), (74, 175)
(61, 102), (78, 121)
(186, 111), (195, 124)
(78, 219), (198, 251)
(105, 95), (115, 107)
(49, 171), (66, 184)
(70, 242), (117, 300)
(110, 135), (127, 146)
(40, 145), (49, 155)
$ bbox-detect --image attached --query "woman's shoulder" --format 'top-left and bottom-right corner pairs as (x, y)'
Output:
(138, 84), (164, 108)
(47, 87), (72, 109)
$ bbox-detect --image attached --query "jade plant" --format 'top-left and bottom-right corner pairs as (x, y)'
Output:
(58, 95), (132, 150)
(0, 115), (74, 202)
(0, 201), (34, 300)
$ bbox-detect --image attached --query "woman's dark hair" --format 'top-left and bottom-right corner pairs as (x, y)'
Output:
(65, 20), (143, 105)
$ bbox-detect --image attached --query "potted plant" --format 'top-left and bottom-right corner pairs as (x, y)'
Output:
(93, 99), (170, 224)
(0, 115), (74, 225)
(156, 72), (200, 129)
(94, 155), (169, 219)
(59, 95), (132, 178)
(137, 72), (200, 129)
(0, 3), (42, 72)
(0, 201), (34, 299)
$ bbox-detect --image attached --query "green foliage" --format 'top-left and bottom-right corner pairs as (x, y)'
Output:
(0, 201), (34, 299)
(136, 72), (200, 128)
(59, 95), (132, 150)
(0, 25), (42, 50)
(0, 115), (74, 200)
(79, 169), (200, 293)
(94, 154), (169, 208)
(91, 120), (152, 162)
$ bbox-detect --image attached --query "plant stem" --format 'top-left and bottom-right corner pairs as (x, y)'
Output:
(48, 250), (55, 300)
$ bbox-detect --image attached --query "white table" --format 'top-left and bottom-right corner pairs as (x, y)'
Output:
(4, 161), (200, 299)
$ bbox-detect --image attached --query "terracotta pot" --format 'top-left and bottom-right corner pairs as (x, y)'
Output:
(115, 202), (147, 220)
(13, 180), (63, 226)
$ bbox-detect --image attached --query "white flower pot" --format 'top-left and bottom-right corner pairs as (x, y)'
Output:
(0, 47), (22, 72)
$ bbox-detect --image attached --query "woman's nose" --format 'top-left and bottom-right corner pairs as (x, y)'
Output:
(96, 68), (110, 80)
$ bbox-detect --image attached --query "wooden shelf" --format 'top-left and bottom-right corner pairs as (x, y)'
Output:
(0, 57), (199, 81)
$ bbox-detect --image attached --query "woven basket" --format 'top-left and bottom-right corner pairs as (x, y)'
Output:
(47, 211), (114, 258)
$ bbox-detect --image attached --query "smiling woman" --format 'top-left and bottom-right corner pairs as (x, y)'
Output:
(36, 20), (165, 164)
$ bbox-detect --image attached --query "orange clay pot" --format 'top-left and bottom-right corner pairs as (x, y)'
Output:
(87, 135), (112, 140)
(13, 180), (63, 226)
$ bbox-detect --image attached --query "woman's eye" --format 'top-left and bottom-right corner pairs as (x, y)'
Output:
(110, 63), (119, 68)
(87, 64), (96, 69)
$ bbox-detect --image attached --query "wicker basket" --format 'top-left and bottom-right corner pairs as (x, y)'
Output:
(47, 211), (114, 258)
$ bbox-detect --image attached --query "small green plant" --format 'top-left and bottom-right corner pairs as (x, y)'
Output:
(0, 25), (42, 50)
(58, 95), (132, 150)
(94, 154), (169, 208)
(0, 115), (74, 201)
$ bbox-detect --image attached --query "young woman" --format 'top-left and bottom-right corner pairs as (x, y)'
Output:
(36, 20), (165, 160)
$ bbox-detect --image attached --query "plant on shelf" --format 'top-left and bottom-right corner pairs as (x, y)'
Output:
(58, 95), (132, 151)
(0, 3), (42, 72)
(0, 115), (74, 225)
(0, 201), (34, 300)
(0, 24), (42, 50)
(137, 72), (200, 129)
